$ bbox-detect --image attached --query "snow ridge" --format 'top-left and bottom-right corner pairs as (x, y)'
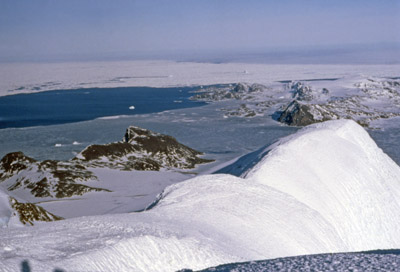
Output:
(0, 120), (399, 271)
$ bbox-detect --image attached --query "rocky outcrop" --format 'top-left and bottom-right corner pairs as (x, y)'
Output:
(0, 152), (107, 198)
(76, 126), (213, 170)
(0, 126), (213, 200)
(290, 82), (315, 101)
(190, 83), (267, 102)
(0, 152), (36, 180)
(9, 197), (63, 226)
(275, 78), (400, 127)
(276, 100), (333, 126)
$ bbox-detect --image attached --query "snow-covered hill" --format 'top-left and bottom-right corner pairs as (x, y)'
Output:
(0, 120), (399, 271)
(0, 126), (212, 219)
(245, 120), (400, 251)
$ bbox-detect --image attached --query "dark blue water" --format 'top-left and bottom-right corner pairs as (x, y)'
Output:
(277, 78), (340, 84)
(0, 86), (205, 129)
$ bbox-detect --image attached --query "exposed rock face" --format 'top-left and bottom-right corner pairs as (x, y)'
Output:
(0, 126), (213, 201)
(222, 104), (257, 118)
(190, 83), (267, 102)
(0, 152), (108, 198)
(76, 126), (213, 170)
(0, 152), (35, 180)
(275, 78), (400, 127)
(9, 197), (63, 226)
(189, 78), (400, 128)
(276, 100), (334, 126)
(290, 82), (315, 101)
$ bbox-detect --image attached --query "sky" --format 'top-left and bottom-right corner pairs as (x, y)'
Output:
(0, 0), (399, 63)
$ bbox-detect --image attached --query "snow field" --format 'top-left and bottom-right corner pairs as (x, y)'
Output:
(1, 61), (400, 97)
(246, 120), (400, 250)
(0, 120), (400, 271)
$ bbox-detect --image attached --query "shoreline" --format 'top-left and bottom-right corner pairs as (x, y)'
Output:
(1, 61), (399, 97)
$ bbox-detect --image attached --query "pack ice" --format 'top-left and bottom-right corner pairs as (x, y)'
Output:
(0, 120), (399, 272)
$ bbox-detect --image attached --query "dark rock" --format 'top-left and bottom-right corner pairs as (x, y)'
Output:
(322, 88), (329, 94)
(232, 83), (248, 93)
(0, 152), (107, 199)
(54, 182), (109, 198)
(0, 152), (36, 180)
(190, 83), (267, 102)
(222, 104), (258, 118)
(26, 177), (52, 197)
(0, 126), (212, 200)
(9, 197), (63, 226)
(277, 100), (321, 126)
(77, 126), (213, 170)
(290, 82), (314, 101)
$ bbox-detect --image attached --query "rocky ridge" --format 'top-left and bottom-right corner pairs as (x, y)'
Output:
(9, 196), (63, 226)
(191, 77), (400, 127)
(0, 126), (213, 204)
(75, 126), (213, 170)
(190, 83), (267, 102)
(0, 152), (107, 198)
(0, 187), (63, 226)
(191, 83), (278, 118)
(276, 78), (400, 127)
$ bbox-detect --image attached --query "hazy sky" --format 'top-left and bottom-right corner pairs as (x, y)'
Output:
(0, 0), (399, 63)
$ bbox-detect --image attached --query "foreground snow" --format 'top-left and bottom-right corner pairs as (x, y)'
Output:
(0, 120), (400, 271)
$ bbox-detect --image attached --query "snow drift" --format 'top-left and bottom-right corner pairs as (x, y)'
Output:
(0, 120), (400, 272)
(245, 120), (400, 251)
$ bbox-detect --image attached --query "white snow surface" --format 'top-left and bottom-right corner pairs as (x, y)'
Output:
(0, 189), (26, 228)
(245, 120), (400, 251)
(1, 120), (400, 271)
(1, 61), (399, 96)
(0, 189), (12, 227)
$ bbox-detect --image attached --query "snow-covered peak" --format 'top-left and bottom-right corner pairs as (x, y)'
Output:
(245, 119), (400, 250)
(124, 125), (160, 142)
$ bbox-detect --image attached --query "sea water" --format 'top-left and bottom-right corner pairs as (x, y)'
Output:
(0, 89), (399, 169)
(0, 86), (205, 129)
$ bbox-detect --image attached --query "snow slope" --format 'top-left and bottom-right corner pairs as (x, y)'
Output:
(0, 188), (62, 227)
(245, 120), (400, 251)
(0, 189), (12, 226)
(0, 120), (400, 271)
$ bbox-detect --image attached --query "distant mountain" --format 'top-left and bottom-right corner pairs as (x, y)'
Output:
(274, 78), (400, 127)
(190, 77), (400, 128)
